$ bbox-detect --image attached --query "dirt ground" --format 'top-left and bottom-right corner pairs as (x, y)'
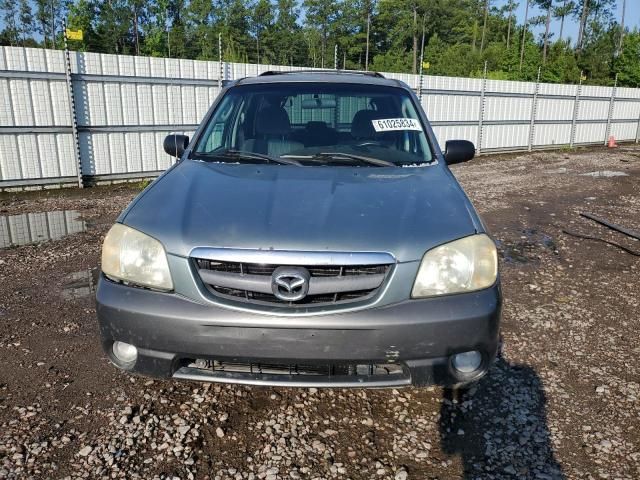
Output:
(0, 146), (639, 480)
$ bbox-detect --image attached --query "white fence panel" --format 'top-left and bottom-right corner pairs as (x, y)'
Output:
(0, 47), (76, 183)
(66, 49), (224, 178)
(431, 125), (478, 147)
(422, 94), (480, 122)
(575, 123), (608, 144)
(610, 122), (637, 141)
(484, 97), (531, 121)
(534, 124), (573, 147)
(484, 124), (530, 150)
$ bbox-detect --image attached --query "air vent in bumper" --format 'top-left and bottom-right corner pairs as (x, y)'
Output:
(174, 359), (410, 387)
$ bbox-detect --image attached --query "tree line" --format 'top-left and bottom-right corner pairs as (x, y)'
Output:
(0, 0), (638, 87)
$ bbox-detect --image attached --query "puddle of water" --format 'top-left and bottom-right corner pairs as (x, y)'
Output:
(61, 269), (99, 300)
(580, 170), (629, 178)
(0, 210), (86, 249)
(495, 240), (529, 263)
(496, 229), (557, 264)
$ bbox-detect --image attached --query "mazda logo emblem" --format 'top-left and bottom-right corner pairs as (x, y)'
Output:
(271, 266), (310, 301)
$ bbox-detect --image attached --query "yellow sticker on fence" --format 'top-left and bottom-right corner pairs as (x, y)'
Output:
(66, 29), (83, 41)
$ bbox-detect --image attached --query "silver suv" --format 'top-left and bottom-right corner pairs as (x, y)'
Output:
(96, 71), (501, 388)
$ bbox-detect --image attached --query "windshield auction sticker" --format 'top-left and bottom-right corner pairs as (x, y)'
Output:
(372, 118), (423, 132)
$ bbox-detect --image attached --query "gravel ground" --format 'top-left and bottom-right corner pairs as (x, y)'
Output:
(0, 146), (639, 479)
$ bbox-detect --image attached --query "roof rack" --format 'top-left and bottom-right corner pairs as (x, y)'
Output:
(258, 69), (386, 79)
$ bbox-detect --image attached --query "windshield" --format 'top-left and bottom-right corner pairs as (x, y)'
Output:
(192, 82), (433, 166)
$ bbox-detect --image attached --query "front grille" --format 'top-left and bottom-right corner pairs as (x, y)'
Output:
(196, 260), (387, 277)
(212, 286), (375, 305)
(193, 258), (391, 308)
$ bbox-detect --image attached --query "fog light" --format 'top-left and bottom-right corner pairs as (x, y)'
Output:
(112, 341), (138, 364)
(452, 350), (482, 374)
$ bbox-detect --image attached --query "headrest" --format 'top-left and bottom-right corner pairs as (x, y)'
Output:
(256, 106), (291, 136)
(351, 110), (383, 139)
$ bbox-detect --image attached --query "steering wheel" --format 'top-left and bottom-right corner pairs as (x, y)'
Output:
(355, 141), (387, 148)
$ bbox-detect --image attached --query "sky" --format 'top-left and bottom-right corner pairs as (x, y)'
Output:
(496, 0), (640, 45)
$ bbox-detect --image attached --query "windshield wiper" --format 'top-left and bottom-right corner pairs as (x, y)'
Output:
(280, 152), (395, 167)
(192, 149), (301, 166)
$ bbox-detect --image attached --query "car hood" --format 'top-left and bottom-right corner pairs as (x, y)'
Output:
(122, 160), (479, 262)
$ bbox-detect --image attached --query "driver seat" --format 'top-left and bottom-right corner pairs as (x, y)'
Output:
(243, 106), (303, 157)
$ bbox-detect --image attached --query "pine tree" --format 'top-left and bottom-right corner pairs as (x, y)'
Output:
(553, 0), (574, 42)
(33, 0), (51, 47)
(303, 0), (338, 68)
(251, 0), (275, 64)
(272, 0), (303, 65)
(17, 0), (34, 46)
(0, 0), (20, 46)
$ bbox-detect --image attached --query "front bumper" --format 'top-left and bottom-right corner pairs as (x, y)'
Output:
(96, 276), (501, 387)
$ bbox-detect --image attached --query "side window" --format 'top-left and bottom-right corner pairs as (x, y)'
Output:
(400, 96), (431, 161)
(196, 94), (239, 153)
(205, 123), (225, 151)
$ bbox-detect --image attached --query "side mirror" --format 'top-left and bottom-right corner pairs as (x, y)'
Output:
(163, 134), (189, 158)
(444, 140), (475, 165)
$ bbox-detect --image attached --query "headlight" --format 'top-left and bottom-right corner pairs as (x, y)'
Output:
(411, 234), (497, 298)
(101, 224), (173, 291)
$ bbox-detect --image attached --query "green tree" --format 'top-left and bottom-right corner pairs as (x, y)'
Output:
(184, 0), (216, 59)
(424, 36), (481, 77)
(542, 41), (581, 82)
(304, 0), (339, 67)
(0, 0), (20, 46)
(372, 0), (415, 72)
(553, 0), (575, 42)
(504, 0), (518, 48)
(215, 0), (252, 62)
(33, 0), (51, 47)
(579, 23), (616, 84)
(534, 0), (554, 64)
(272, 0), (304, 65)
(18, 0), (34, 46)
(140, 0), (171, 57)
(129, 0), (149, 55)
(67, 0), (97, 51)
(615, 30), (640, 86)
(94, 0), (132, 54)
(251, 0), (275, 64)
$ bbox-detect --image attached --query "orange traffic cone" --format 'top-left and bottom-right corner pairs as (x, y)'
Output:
(607, 135), (618, 148)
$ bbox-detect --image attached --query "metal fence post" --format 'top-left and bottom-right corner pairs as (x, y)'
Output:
(569, 73), (583, 148)
(477, 61), (487, 155)
(528, 66), (541, 152)
(636, 111), (640, 144)
(218, 33), (223, 85)
(62, 21), (83, 188)
(604, 73), (618, 145)
(418, 21), (426, 101)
